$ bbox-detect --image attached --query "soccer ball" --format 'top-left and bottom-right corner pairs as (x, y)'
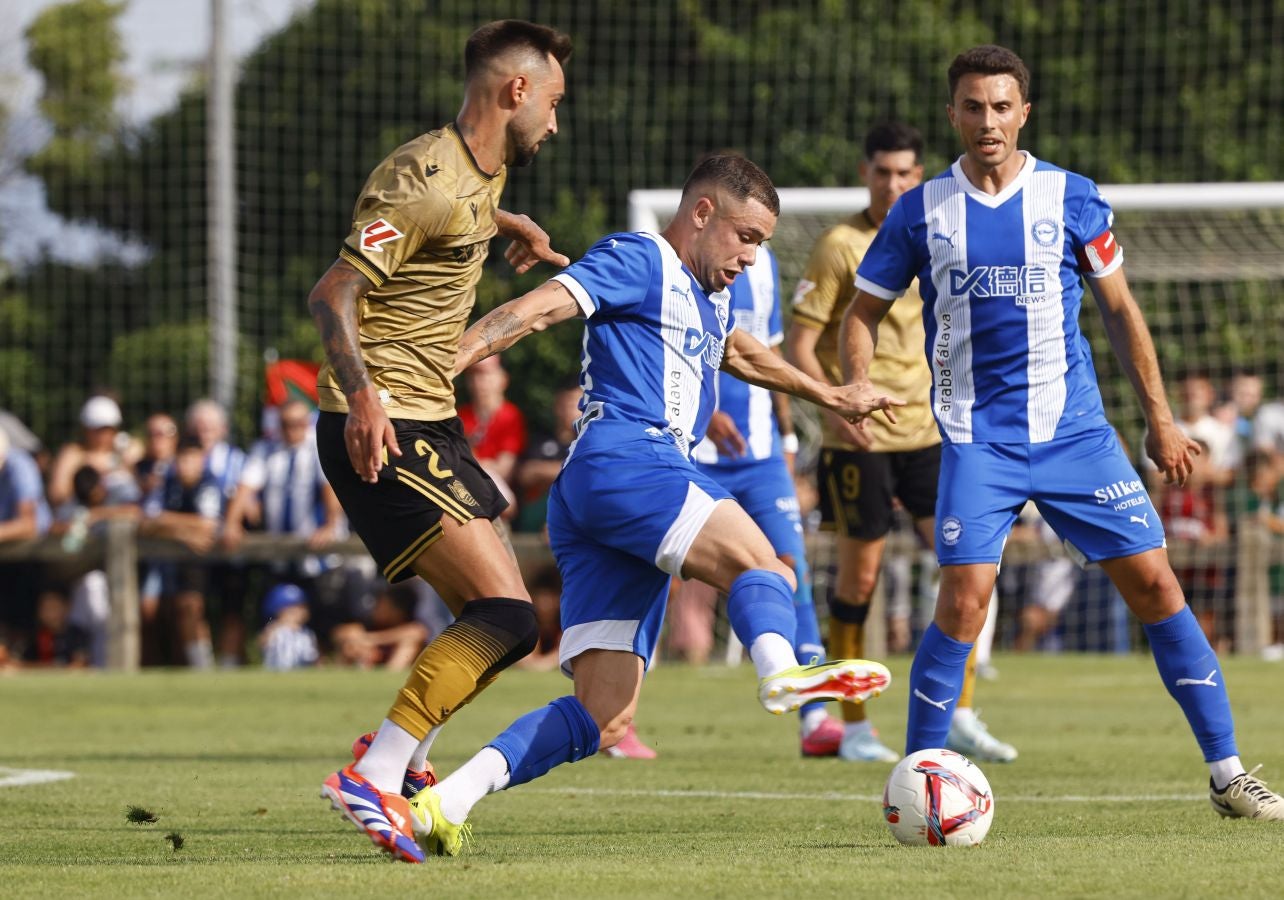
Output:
(882, 748), (994, 846)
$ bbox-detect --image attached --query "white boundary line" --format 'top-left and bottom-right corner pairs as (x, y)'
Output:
(0, 767), (76, 788)
(527, 785), (1204, 804)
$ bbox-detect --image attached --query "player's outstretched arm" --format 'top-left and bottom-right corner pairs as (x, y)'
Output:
(721, 329), (903, 423)
(786, 317), (871, 449)
(308, 257), (400, 484)
(1088, 267), (1200, 485)
(831, 289), (905, 436)
(838, 290), (891, 385)
(455, 280), (583, 375)
(495, 209), (571, 274)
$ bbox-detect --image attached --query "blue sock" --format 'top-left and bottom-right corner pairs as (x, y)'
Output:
(792, 559), (825, 662)
(726, 569), (797, 648)
(790, 559), (827, 719)
(1144, 606), (1238, 762)
(487, 696), (600, 789)
(905, 623), (972, 754)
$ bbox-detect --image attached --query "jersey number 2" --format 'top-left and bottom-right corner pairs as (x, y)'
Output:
(414, 439), (454, 479)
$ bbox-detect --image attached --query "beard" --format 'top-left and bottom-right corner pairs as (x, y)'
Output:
(507, 115), (547, 168)
(511, 143), (538, 167)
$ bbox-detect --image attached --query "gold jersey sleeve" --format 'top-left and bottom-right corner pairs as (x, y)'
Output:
(792, 211), (940, 453)
(318, 124), (508, 421)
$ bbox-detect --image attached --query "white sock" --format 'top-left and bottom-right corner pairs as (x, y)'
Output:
(844, 719), (875, 739)
(975, 588), (998, 666)
(1209, 755), (1246, 791)
(185, 640), (213, 670)
(800, 707), (829, 737)
(353, 719), (418, 794)
(408, 725), (442, 772)
(750, 633), (799, 680)
(435, 747), (510, 825)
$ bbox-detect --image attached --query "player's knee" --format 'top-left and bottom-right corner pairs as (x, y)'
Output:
(829, 596), (871, 625)
(1127, 568), (1186, 623)
(935, 593), (989, 640)
(458, 597), (540, 668)
(762, 558), (797, 592)
(852, 568), (880, 604)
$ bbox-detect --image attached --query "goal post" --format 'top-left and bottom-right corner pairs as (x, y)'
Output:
(629, 182), (1284, 230)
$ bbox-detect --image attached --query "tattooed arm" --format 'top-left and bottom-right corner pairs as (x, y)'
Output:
(455, 281), (584, 375)
(308, 258), (401, 483)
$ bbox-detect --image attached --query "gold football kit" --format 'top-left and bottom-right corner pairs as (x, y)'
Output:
(793, 210), (940, 540)
(318, 123), (507, 421)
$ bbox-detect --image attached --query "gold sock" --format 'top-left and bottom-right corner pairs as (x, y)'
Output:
(386, 599), (535, 737)
(829, 618), (867, 723)
(957, 643), (979, 711)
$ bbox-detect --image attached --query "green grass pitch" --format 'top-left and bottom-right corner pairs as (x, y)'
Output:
(1, 654), (1280, 898)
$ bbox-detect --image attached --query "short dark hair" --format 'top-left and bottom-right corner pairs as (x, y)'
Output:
(682, 155), (780, 216)
(72, 464), (102, 506)
(864, 123), (923, 162)
(948, 45), (1031, 102)
(465, 20), (573, 80)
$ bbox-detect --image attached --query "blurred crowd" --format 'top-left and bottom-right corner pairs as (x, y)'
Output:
(1000, 371), (1284, 657)
(3, 364), (1283, 671)
(0, 354), (581, 673)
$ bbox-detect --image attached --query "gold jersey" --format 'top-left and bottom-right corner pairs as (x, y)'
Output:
(318, 123), (508, 421)
(791, 210), (939, 453)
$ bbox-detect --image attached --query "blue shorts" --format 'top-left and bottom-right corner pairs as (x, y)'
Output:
(547, 435), (732, 677)
(936, 427), (1164, 565)
(695, 457), (804, 562)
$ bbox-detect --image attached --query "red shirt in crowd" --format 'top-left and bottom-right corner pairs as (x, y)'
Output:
(459, 402), (528, 463)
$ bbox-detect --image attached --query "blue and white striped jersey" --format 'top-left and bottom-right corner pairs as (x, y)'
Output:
(552, 231), (736, 457)
(145, 441), (245, 520)
(690, 246), (784, 466)
(262, 624), (319, 670)
(240, 433), (331, 536)
(856, 153), (1122, 444)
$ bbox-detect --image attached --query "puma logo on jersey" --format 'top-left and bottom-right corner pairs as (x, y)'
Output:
(360, 218), (403, 252)
(1175, 669), (1218, 687)
(1129, 513), (1150, 528)
(469, 201), (479, 223)
(931, 230), (957, 248)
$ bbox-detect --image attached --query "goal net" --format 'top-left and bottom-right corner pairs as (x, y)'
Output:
(631, 183), (1284, 657)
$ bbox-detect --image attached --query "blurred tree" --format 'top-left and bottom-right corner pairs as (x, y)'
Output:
(24, 0), (127, 188)
(6, 0), (1284, 447)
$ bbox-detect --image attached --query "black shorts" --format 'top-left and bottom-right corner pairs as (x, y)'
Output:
(817, 444), (941, 540)
(317, 412), (507, 582)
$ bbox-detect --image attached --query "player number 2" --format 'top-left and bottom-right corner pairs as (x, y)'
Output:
(414, 439), (454, 479)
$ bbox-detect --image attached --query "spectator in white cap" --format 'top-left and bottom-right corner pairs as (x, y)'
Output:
(47, 394), (141, 510)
